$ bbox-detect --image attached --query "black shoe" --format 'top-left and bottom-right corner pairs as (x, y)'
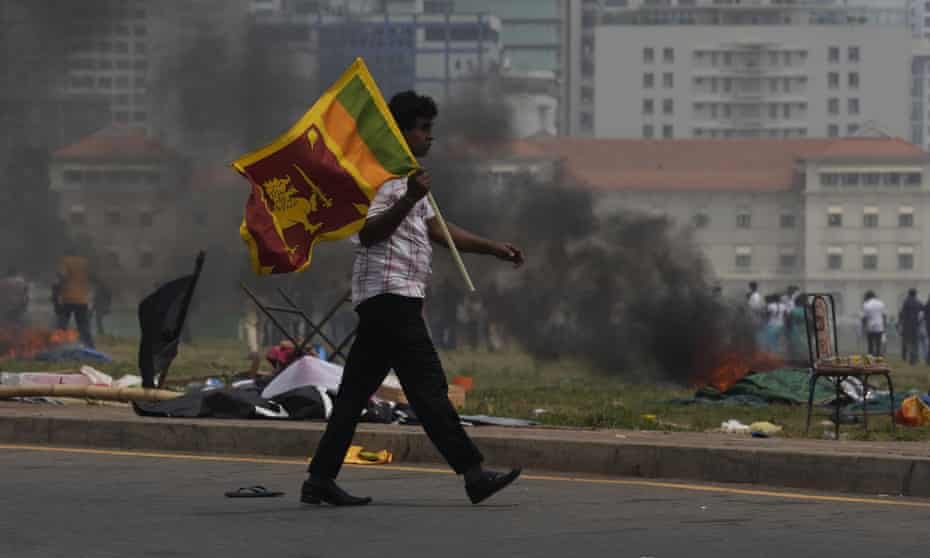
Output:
(300, 478), (372, 506)
(465, 468), (521, 505)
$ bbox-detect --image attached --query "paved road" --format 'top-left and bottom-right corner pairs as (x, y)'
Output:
(1, 445), (928, 558)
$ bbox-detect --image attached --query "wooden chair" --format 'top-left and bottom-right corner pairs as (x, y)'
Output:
(802, 293), (895, 438)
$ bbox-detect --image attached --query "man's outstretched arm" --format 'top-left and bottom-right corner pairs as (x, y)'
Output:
(427, 218), (524, 267)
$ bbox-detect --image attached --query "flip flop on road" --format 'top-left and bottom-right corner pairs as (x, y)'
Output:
(225, 485), (285, 498)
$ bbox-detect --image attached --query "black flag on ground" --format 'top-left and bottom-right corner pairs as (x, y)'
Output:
(138, 252), (205, 388)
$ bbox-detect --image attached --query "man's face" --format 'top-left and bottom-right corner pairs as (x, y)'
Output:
(403, 117), (433, 158)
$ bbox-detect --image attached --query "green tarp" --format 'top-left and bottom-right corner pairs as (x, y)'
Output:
(694, 368), (835, 405)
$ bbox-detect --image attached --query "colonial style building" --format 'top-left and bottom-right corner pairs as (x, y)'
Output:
(487, 135), (930, 317)
(48, 127), (192, 305)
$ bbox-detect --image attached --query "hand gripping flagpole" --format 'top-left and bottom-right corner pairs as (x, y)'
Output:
(426, 192), (475, 292)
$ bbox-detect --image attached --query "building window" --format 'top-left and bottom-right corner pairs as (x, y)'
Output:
(905, 173), (922, 186)
(643, 124), (654, 138)
(900, 207), (915, 227)
(863, 209), (878, 228)
(735, 247), (752, 269)
(140, 251), (154, 269)
(864, 173), (880, 186)
(848, 46), (860, 63)
(827, 208), (843, 227)
(828, 124), (839, 137)
(862, 249), (878, 270)
(736, 213), (751, 228)
(848, 72), (859, 89)
(663, 47), (674, 63)
(828, 46), (840, 63)
(769, 104), (778, 119)
(643, 47), (654, 63)
(828, 72), (839, 89)
(643, 73), (654, 88)
(140, 211), (153, 227)
(847, 124), (859, 136)
(899, 247), (915, 270)
(884, 173), (901, 186)
(69, 207), (86, 226)
(662, 124), (673, 138)
(780, 213), (796, 228)
(827, 249), (843, 270)
(693, 213), (709, 228)
(779, 251), (797, 270)
(848, 98), (859, 115)
(643, 99), (654, 114)
(821, 173), (839, 186)
(63, 170), (82, 186)
(105, 210), (121, 226)
(663, 73), (673, 88)
(580, 112), (593, 132)
(842, 173), (859, 187)
(828, 98), (839, 115)
(105, 250), (121, 269)
(663, 98), (673, 115)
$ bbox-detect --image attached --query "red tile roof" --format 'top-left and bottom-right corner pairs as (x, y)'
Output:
(506, 137), (928, 192)
(190, 165), (244, 192)
(53, 127), (175, 161)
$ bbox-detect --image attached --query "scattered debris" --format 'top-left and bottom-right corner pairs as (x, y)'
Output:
(748, 421), (782, 437)
(720, 419), (750, 434)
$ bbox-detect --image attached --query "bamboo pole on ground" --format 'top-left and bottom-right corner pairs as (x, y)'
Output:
(0, 385), (180, 402)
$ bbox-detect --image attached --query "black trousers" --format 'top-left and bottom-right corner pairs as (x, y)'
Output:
(902, 333), (919, 365)
(57, 303), (95, 349)
(308, 294), (483, 479)
(866, 332), (883, 357)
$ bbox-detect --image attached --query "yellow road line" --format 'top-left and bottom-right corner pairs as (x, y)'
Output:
(1, 443), (927, 509)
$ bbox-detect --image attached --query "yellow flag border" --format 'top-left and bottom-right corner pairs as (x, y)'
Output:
(232, 57), (419, 274)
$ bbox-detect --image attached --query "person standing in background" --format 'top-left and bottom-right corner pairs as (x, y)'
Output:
(56, 248), (95, 349)
(92, 279), (112, 337)
(898, 288), (922, 365)
(862, 291), (886, 357)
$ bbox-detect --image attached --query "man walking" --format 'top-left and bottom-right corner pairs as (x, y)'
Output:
(301, 91), (525, 507)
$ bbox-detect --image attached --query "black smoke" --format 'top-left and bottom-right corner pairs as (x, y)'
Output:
(425, 85), (758, 383)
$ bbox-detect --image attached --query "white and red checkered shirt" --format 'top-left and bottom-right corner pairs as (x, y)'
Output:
(351, 177), (436, 307)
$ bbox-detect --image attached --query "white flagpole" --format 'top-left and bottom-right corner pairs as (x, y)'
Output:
(426, 192), (475, 292)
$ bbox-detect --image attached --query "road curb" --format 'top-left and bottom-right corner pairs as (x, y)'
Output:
(3, 413), (930, 497)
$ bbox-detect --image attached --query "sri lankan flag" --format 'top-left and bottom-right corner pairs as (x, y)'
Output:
(233, 58), (419, 274)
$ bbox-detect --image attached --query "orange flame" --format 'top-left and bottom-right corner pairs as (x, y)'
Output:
(693, 350), (784, 392)
(0, 327), (79, 360)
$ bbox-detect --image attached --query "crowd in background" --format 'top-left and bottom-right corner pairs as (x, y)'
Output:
(746, 282), (930, 364)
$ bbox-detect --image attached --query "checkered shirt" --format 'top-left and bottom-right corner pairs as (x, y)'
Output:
(351, 177), (436, 307)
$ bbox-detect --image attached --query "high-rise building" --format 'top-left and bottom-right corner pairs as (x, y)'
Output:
(252, 1), (501, 104)
(562, 0), (913, 139)
(450, 0), (562, 76)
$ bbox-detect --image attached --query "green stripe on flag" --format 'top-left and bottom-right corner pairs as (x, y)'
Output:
(336, 76), (417, 175)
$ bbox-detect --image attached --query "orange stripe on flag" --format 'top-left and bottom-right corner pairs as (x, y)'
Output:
(323, 100), (394, 190)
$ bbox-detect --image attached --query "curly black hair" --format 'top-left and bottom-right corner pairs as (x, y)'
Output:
(388, 91), (438, 131)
